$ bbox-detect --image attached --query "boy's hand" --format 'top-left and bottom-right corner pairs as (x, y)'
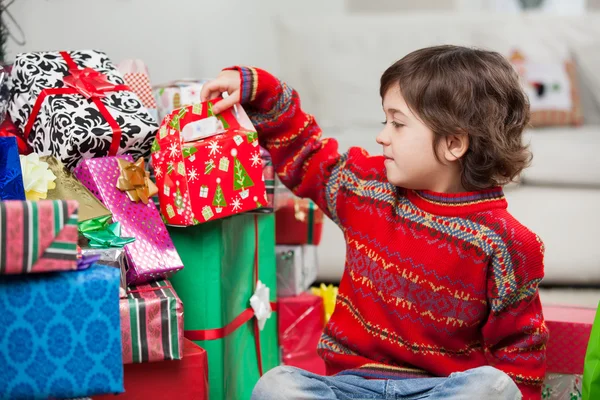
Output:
(200, 70), (241, 115)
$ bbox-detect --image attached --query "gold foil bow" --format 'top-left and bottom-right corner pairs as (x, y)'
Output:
(116, 158), (158, 204)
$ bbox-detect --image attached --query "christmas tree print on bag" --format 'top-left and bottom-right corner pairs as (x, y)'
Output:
(232, 148), (254, 199)
(151, 97), (267, 226)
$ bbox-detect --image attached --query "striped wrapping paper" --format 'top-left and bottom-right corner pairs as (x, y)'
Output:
(120, 279), (184, 364)
(0, 199), (79, 275)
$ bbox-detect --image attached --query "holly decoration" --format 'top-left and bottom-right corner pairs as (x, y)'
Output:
(151, 139), (160, 153)
(183, 147), (197, 158)
(247, 131), (258, 143)
(174, 187), (184, 210)
(207, 101), (230, 129)
(212, 183), (227, 208)
(169, 107), (187, 131)
(233, 156), (255, 191)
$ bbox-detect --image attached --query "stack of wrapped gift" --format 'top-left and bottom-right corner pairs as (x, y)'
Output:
(0, 138), (124, 399)
(1, 49), (210, 399)
(273, 186), (325, 374)
(540, 304), (596, 399)
(151, 97), (279, 400)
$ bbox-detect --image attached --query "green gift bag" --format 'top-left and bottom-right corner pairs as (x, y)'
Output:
(168, 214), (279, 400)
(583, 303), (600, 400)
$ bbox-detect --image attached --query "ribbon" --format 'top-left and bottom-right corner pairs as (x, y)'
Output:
(79, 215), (136, 248)
(24, 51), (131, 156)
(184, 215), (276, 377)
(127, 285), (174, 295)
(63, 67), (115, 99)
(76, 251), (101, 270)
(116, 158), (158, 204)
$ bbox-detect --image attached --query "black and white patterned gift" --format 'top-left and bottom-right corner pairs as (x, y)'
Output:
(9, 50), (157, 170)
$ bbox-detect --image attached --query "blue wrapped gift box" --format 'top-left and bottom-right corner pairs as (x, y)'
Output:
(0, 265), (124, 399)
(0, 136), (26, 200)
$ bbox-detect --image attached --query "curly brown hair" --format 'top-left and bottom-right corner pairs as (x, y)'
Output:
(380, 45), (531, 191)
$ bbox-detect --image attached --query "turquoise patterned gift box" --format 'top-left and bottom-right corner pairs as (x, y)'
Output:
(0, 265), (124, 399)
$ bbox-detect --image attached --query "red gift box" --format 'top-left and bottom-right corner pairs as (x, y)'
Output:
(0, 117), (31, 154)
(152, 98), (267, 225)
(95, 339), (208, 400)
(276, 197), (324, 245)
(544, 305), (596, 374)
(279, 293), (326, 375)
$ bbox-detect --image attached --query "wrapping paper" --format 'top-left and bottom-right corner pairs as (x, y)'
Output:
(0, 117), (31, 155)
(0, 265), (124, 399)
(279, 293), (326, 375)
(153, 80), (208, 122)
(42, 156), (111, 222)
(276, 245), (318, 297)
(545, 305), (596, 375)
(275, 195), (324, 245)
(0, 65), (9, 125)
(74, 155), (183, 285)
(247, 148), (274, 214)
(120, 280), (184, 364)
(80, 247), (127, 294)
(168, 213), (279, 400)
(95, 339), (208, 400)
(0, 200), (79, 275)
(542, 374), (582, 399)
(152, 98), (267, 225)
(118, 59), (158, 122)
(0, 136), (26, 200)
(8, 50), (157, 170)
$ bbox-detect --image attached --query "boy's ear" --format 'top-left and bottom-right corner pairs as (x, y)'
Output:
(443, 132), (469, 162)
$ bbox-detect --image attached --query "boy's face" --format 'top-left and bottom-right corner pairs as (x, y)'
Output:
(377, 87), (444, 190)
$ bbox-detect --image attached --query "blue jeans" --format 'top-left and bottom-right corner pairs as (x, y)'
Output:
(251, 366), (522, 400)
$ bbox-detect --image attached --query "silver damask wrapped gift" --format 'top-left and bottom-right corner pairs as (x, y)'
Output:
(8, 50), (157, 170)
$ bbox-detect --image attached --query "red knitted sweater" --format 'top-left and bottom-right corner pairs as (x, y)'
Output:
(227, 66), (548, 399)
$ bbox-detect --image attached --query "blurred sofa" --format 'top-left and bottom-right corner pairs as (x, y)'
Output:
(274, 13), (600, 285)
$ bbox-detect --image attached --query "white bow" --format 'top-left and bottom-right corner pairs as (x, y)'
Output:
(249, 280), (272, 331)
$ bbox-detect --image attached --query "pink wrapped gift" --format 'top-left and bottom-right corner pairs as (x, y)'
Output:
(545, 305), (596, 374)
(74, 155), (183, 285)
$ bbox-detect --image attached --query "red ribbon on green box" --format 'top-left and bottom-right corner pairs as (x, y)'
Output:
(185, 215), (277, 377)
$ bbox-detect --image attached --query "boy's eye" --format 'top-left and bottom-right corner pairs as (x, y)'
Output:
(381, 121), (405, 128)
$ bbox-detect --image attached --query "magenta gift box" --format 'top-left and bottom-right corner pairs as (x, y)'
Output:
(74, 155), (183, 284)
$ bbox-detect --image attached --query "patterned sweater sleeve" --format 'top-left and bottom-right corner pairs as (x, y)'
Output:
(224, 66), (385, 225)
(481, 229), (548, 400)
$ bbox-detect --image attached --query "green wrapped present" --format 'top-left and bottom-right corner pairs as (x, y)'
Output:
(168, 213), (279, 400)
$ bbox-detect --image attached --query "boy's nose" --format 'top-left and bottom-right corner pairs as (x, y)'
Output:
(376, 129), (389, 146)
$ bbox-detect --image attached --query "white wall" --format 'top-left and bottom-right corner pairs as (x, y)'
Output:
(5, 0), (345, 83)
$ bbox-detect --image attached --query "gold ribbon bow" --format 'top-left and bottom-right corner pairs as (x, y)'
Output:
(116, 158), (158, 204)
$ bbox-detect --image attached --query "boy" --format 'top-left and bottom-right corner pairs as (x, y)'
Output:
(201, 45), (547, 400)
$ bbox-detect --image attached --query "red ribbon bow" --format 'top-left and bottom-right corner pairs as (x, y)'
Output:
(24, 51), (131, 156)
(63, 67), (114, 99)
